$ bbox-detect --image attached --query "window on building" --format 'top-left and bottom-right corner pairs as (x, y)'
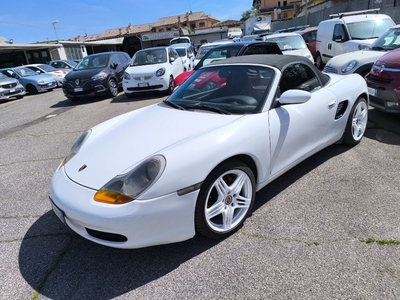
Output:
(199, 22), (205, 28)
(283, 1), (287, 6)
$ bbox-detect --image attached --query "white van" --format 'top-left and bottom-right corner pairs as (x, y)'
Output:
(315, 9), (394, 69)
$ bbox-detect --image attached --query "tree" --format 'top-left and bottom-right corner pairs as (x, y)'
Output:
(241, 8), (258, 21)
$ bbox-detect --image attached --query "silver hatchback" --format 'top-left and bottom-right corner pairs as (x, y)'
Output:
(0, 72), (26, 101)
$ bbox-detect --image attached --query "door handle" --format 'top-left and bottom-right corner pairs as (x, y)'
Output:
(328, 100), (336, 109)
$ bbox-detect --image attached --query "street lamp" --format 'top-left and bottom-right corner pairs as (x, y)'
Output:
(51, 20), (59, 40)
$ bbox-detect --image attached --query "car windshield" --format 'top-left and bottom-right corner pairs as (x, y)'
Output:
(370, 27), (400, 51)
(75, 54), (109, 70)
(166, 65), (274, 115)
(38, 64), (57, 72)
(175, 48), (187, 57)
(65, 60), (78, 67)
(265, 35), (307, 51)
(195, 45), (216, 60)
(131, 49), (167, 66)
(15, 67), (38, 77)
(347, 19), (395, 40)
(197, 46), (241, 69)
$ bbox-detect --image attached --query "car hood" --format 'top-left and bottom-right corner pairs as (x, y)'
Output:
(325, 50), (385, 68)
(0, 78), (20, 86)
(65, 68), (105, 80)
(125, 64), (168, 74)
(19, 73), (55, 83)
(375, 48), (400, 68)
(64, 103), (243, 189)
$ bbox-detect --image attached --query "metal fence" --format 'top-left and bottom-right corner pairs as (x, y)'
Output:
(271, 0), (400, 32)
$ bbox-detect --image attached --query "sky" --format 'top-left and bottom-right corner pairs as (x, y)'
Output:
(0, 0), (252, 44)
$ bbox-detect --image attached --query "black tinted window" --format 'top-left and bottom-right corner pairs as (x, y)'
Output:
(280, 63), (321, 93)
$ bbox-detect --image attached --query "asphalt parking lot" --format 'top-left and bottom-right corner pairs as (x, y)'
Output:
(0, 89), (399, 300)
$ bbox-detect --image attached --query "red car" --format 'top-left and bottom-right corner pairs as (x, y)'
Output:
(365, 48), (400, 113)
(296, 27), (318, 60)
(174, 41), (282, 87)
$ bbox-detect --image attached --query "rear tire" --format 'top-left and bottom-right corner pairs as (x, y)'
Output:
(342, 96), (368, 146)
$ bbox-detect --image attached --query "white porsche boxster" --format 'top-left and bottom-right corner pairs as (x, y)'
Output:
(50, 55), (369, 249)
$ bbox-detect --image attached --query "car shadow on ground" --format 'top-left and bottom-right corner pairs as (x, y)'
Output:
(111, 91), (168, 103)
(18, 143), (351, 299)
(365, 107), (400, 146)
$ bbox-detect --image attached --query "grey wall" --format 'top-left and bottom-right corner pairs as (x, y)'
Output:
(271, 0), (400, 31)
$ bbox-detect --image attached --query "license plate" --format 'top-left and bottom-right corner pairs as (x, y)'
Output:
(74, 87), (84, 92)
(50, 198), (66, 225)
(368, 87), (377, 97)
(138, 82), (149, 87)
(10, 89), (15, 93)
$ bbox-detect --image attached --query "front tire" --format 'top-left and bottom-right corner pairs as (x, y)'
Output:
(195, 159), (256, 239)
(342, 96), (368, 146)
(107, 78), (118, 98)
(316, 52), (325, 70)
(26, 85), (38, 95)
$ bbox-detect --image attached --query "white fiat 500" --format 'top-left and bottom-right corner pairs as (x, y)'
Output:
(123, 46), (184, 97)
(50, 55), (368, 249)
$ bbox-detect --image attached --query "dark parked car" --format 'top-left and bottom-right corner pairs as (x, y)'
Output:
(62, 51), (131, 101)
(174, 41), (283, 86)
(365, 47), (400, 113)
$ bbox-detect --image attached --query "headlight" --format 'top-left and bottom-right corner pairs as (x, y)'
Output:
(94, 155), (166, 204)
(38, 80), (44, 84)
(123, 72), (131, 80)
(156, 68), (166, 77)
(58, 130), (91, 169)
(341, 60), (358, 73)
(91, 71), (107, 81)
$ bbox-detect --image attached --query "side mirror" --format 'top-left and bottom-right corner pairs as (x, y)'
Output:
(111, 63), (118, 69)
(170, 57), (176, 63)
(279, 89), (311, 105)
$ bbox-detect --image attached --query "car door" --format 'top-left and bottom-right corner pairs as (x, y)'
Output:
(110, 53), (124, 84)
(169, 48), (183, 77)
(268, 62), (340, 177)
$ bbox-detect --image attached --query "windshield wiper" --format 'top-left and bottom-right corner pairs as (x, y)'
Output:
(184, 104), (231, 115)
(163, 100), (186, 110)
(370, 46), (387, 51)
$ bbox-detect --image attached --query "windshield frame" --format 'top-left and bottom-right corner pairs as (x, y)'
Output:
(166, 64), (275, 115)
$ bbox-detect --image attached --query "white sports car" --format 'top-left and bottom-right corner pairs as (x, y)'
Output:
(50, 55), (369, 249)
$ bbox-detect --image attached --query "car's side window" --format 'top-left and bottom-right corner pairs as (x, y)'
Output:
(279, 63), (321, 93)
(111, 54), (121, 66)
(333, 24), (347, 41)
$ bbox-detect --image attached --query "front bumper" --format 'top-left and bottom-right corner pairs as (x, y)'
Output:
(123, 76), (169, 94)
(367, 83), (400, 113)
(37, 81), (57, 92)
(50, 168), (197, 249)
(63, 80), (108, 100)
(0, 87), (26, 100)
